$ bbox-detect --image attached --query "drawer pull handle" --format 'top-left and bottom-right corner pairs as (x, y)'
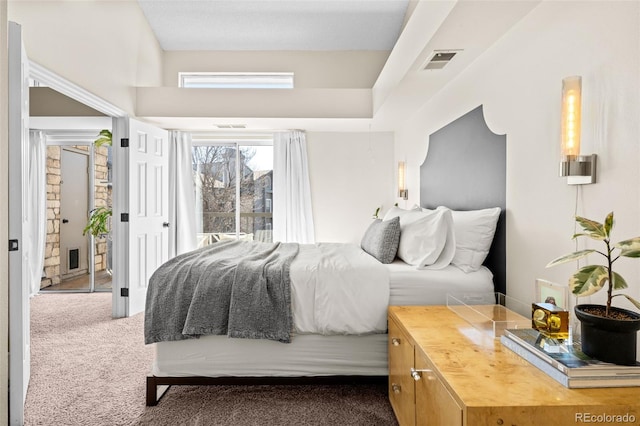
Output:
(410, 367), (434, 381)
(391, 337), (401, 346)
(391, 383), (401, 394)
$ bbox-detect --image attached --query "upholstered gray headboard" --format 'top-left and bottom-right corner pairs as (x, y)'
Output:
(420, 105), (506, 295)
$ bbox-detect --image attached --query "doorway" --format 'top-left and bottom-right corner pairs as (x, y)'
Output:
(39, 135), (113, 293)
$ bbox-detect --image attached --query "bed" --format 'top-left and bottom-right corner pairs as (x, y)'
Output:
(145, 105), (506, 405)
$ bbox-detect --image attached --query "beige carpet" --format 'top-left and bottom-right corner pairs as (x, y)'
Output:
(26, 292), (398, 425)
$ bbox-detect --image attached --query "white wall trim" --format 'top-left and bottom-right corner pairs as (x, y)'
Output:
(42, 129), (102, 146)
(30, 116), (112, 131)
(29, 61), (127, 118)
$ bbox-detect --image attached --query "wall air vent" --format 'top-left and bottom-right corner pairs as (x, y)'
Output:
(423, 50), (461, 70)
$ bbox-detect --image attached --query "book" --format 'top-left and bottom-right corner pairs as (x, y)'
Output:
(500, 335), (640, 388)
(504, 328), (640, 377)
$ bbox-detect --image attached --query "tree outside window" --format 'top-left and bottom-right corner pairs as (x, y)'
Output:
(192, 143), (273, 243)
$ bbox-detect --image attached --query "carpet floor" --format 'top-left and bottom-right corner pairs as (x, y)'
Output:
(25, 292), (398, 425)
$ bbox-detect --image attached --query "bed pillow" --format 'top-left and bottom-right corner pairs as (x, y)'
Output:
(436, 207), (501, 273)
(383, 206), (452, 268)
(417, 208), (456, 270)
(360, 216), (401, 264)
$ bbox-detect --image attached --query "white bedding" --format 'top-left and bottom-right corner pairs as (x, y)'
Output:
(387, 260), (494, 305)
(152, 243), (494, 377)
(291, 243), (389, 335)
(152, 256), (495, 378)
(288, 244), (493, 335)
(153, 333), (388, 378)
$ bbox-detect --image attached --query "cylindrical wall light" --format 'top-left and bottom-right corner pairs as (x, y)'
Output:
(398, 161), (408, 200)
(559, 76), (596, 185)
(561, 76), (582, 157)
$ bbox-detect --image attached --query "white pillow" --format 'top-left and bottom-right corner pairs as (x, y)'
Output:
(418, 208), (456, 270)
(383, 206), (453, 268)
(422, 207), (500, 273)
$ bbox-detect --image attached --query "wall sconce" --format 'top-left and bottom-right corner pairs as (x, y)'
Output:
(559, 76), (597, 185)
(398, 161), (408, 200)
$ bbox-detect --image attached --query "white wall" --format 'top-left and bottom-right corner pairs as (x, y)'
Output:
(8, 0), (163, 115)
(307, 131), (395, 244)
(1, 1), (9, 423)
(394, 1), (640, 307)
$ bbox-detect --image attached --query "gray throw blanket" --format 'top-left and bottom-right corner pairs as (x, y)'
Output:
(144, 240), (299, 345)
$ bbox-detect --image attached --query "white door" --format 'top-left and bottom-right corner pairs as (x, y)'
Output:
(114, 118), (169, 316)
(8, 21), (30, 426)
(60, 149), (90, 278)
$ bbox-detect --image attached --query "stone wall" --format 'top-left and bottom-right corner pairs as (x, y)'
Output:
(41, 145), (111, 289)
(93, 145), (110, 272)
(42, 146), (61, 287)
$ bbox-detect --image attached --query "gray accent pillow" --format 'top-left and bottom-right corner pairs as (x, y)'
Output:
(360, 216), (401, 264)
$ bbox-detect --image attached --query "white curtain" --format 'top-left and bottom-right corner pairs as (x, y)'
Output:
(168, 131), (197, 257)
(273, 130), (315, 243)
(27, 130), (47, 296)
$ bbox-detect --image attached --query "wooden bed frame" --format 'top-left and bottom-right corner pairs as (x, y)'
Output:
(146, 104), (507, 406)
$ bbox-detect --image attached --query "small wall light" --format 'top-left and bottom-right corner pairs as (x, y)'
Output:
(559, 76), (596, 185)
(398, 161), (408, 200)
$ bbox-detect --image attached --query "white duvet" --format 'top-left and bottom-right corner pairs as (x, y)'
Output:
(288, 243), (390, 335)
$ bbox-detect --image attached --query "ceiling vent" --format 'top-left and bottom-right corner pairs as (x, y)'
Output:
(423, 50), (461, 70)
(215, 124), (247, 129)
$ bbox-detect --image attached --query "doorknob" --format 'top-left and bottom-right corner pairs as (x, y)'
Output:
(162, 222), (170, 228)
(62, 219), (69, 224)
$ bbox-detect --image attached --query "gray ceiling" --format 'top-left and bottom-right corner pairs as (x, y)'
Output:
(137, 0), (410, 51)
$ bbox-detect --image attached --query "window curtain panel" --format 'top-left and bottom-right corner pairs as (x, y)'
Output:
(168, 131), (197, 257)
(273, 130), (315, 243)
(27, 130), (47, 296)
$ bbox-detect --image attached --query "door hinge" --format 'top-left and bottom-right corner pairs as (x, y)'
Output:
(8, 239), (18, 252)
(120, 288), (129, 297)
(120, 138), (129, 148)
(121, 213), (129, 222)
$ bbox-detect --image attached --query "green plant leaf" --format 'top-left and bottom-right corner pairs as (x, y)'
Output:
(603, 212), (614, 239)
(616, 237), (640, 258)
(575, 216), (607, 240)
(611, 271), (628, 290)
(570, 264), (608, 297)
(94, 129), (112, 148)
(546, 249), (595, 267)
(622, 294), (640, 311)
(82, 206), (112, 237)
(572, 233), (595, 239)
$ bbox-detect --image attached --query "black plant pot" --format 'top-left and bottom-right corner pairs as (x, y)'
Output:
(575, 304), (640, 365)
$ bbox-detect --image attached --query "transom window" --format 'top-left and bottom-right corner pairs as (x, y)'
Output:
(179, 72), (294, 89)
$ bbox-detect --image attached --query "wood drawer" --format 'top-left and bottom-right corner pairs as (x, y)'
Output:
(388, 316), (415, 426)
(415, 349), (462, 426)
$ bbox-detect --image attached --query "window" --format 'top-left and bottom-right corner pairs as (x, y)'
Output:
(192, 136), (274, 245)
(179, 72), (294, 89)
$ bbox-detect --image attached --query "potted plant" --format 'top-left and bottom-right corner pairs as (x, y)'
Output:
(83, 129), (113, 238)
(83, 206), (112, 237)
(547, 212), (640, 365)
